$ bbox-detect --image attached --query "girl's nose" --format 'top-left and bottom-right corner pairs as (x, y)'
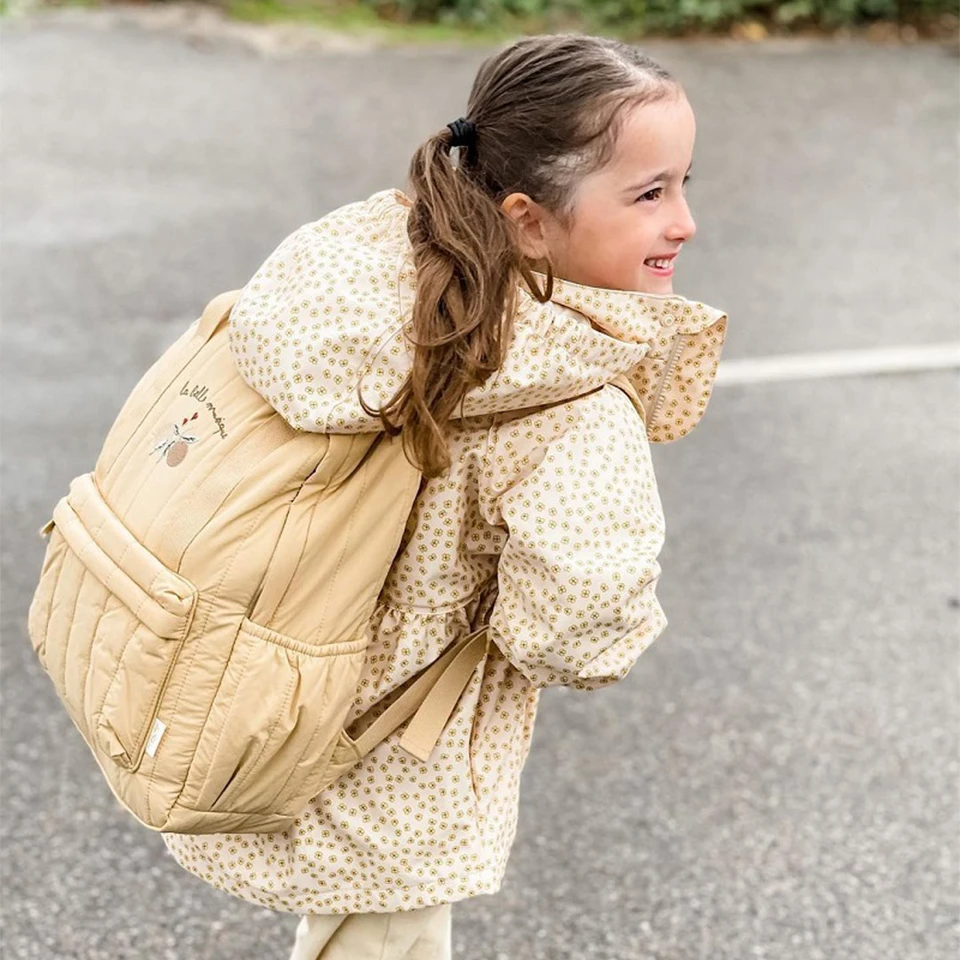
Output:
(666, 196), (697, 243)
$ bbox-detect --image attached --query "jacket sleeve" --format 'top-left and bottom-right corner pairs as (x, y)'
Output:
(482, 384), (668, 691)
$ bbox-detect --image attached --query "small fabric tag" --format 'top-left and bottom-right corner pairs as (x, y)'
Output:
(145, 718), (167, 758)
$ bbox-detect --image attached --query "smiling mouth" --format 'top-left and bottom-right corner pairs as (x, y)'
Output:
(643, 258), (675, 273)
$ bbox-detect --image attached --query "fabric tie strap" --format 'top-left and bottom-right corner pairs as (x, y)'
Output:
(351, 627), (490, 763)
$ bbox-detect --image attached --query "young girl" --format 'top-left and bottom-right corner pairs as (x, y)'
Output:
(162, 33), (728, 960)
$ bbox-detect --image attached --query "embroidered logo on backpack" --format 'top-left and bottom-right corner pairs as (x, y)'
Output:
(149, 381), (229, 467)
(151, 413), (200, 467)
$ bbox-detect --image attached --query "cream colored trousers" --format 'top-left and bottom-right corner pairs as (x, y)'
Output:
(287, 904), (452, 960)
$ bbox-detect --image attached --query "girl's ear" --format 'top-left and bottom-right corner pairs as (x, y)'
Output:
(500, 193), (551, 261)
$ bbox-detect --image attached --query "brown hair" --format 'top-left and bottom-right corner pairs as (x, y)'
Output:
(366, 34), (678, 478)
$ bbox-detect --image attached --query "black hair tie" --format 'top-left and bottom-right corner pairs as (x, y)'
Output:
(447, 117), (477, 149)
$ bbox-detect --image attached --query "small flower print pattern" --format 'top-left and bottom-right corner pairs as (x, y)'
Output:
(162, 190), (728, 915)
(151, 412), (199, 467)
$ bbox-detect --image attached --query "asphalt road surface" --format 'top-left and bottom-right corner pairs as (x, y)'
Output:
(2, 9), (958, 960)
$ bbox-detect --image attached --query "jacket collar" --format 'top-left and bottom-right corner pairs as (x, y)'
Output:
(535, 271), (728, 345)
(510, 271), (730, 442)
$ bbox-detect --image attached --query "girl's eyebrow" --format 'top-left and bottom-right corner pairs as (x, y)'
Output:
(623, 165), (693, 192)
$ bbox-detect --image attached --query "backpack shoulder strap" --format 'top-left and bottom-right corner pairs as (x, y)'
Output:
(491, 375), (647, 428)
(608, 373), (648, 424)
(197, 290), (242, 342)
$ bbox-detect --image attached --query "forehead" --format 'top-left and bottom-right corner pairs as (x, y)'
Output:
(605, 93), (696, 179)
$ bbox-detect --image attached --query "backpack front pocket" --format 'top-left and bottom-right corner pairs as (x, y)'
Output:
(188, 618), (368, 818)
(30, 473), (197, 771)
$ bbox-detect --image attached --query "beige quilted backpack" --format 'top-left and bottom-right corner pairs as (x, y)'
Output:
(26, 291), (496, 835)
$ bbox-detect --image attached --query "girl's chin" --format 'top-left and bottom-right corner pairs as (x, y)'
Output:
(560, 268), (673, 296)
(633, 279), (674, 296)
(620, 264), (673, 295)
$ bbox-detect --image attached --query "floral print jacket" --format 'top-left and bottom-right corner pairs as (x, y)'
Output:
(162, 189), (728, 914)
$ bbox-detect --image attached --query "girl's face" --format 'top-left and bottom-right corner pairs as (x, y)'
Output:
(517, 92), (698, 296)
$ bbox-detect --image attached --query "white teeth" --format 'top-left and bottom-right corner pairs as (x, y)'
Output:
(645, 258), (672, 269)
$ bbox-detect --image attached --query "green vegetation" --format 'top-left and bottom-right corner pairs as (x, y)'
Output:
(224, 0), (523, 42)
(223, 0), (958, 36)
(17, 0), (958, 38)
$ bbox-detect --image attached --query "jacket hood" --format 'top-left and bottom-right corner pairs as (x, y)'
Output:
(228, 189), (729, 443)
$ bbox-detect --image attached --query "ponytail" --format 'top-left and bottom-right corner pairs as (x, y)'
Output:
(364, 127), (534, 479)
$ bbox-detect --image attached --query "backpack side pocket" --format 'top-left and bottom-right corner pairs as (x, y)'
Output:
(32, 473), (198, 772)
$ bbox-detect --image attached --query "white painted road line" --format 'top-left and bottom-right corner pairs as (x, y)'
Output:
(715, 343), (960, 386)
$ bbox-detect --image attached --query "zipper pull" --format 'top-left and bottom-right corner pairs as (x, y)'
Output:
(39, 519), (55, 538)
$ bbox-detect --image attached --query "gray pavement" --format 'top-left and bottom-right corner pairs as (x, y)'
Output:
(1, 9), (958, 960)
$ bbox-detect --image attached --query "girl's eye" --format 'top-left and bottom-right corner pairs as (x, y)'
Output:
(637, 175), (690, 203)
(636, 176), (692, 203)
(637, 187), (663, 203)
